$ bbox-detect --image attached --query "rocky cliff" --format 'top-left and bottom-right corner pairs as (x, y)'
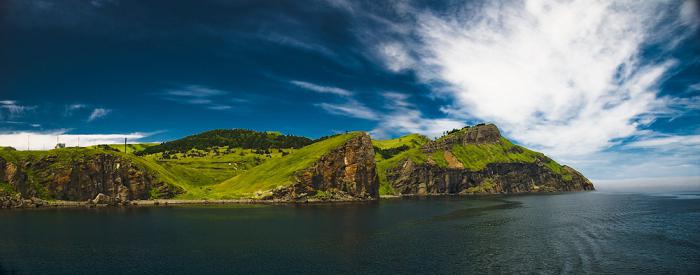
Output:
(381, 124), (594, 195)
(0, 149), (183, 206)
(268, 133), (379, 201)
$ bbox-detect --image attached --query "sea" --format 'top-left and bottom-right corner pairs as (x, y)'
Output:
(1, 192), (698, 274)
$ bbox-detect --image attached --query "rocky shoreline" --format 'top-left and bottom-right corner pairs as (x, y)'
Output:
(2, 190), (595, 209)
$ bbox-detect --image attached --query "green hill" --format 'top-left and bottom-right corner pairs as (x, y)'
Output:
(372, 125), (578, 195)
(372, 134), (431, 194)
(211, 132), (360, 198)
(1, 125), (593, 204)
(0, 147), (190, 199)
(138, 129), (313, 155)
(88, 143), (159, 154)
(150, 147), (292, 189)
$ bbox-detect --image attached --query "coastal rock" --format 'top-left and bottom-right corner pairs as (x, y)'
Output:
(271, 133), (379, 201)
(0, 153), (183, 204)
(386, 124), (594, 195)
(0, 193), (23, 208)
(387, 160), (594, 195)
(422, 124), (501, 152)
(92, 193), (113, 204)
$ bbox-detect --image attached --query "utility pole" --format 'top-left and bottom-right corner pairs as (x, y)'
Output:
(125, 137), (127, 154)
(27, 135), (30, 151)
(77, 136), (80, 147)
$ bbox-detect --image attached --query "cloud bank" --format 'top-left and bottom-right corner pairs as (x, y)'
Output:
(0, 130), (150, 150)
(371, 0), (697, 157)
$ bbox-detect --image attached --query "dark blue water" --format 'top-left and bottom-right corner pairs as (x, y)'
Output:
(1, 192), (699, 274)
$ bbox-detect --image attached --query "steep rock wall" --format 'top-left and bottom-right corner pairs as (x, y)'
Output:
(387, 159), (594, 195)
(270, 133), (379, 201)
(0, 153), (182, 202)
(386, 124), (594, 195)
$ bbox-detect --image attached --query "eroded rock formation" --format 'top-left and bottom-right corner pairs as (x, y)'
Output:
(0, 153), (183, 204)
(386, 124), (594, 195)
(269, 133), (379, 201)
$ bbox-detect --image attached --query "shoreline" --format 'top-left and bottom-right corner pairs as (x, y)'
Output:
(2, 190), (595, 209)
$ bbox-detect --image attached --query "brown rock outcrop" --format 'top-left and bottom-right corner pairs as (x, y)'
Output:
(270, 133), (379, 201)
(0, 153), (183, 204)
(386, 124), (594, 195)
(387, 159), (594, 195)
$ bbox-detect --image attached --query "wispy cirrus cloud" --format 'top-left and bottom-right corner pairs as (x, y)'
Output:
(625, 134), (700, 150)
(0, 100), (37, 120)
(161, 85), (237, 111)
(291, 79), (464, 137)
(290, 80), (353, 96)
(315, 100), (379, 120)
(291, 80), (377, 120)
(370, 92), (464, 138)
(87, 108), (111, 122)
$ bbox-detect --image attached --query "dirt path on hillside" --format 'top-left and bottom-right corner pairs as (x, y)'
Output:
(443, 151), (464, 169)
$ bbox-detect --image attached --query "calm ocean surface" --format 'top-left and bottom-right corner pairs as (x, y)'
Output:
(1, 192), (699, 274)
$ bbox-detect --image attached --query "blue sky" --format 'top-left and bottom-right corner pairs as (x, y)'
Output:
(1, 0), (699, 184)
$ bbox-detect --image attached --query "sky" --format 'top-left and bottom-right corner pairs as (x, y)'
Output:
(0, 0), (699, 186)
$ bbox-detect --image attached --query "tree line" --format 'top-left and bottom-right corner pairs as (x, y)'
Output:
(138, 129), (314, 155)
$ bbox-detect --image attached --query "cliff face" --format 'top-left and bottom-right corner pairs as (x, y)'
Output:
(383, 124), (594, 195)
(0, 152), (182, 203)
(387, 160), (594, 195)
(423, 124), (502, 152)
(269, 133), (379, 201)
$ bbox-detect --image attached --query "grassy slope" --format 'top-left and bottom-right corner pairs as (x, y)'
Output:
(87, 143), (159, 154)
(450, 137), (572, 180)
(211, 132), (359, 199)
(372, 134), (574, 196)
(0, 147), (194, 199)
(372, 134), (430, 195)
(147, 148), (291, 187)
(372, 134), (429, 150)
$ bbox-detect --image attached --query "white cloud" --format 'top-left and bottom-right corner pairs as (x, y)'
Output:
(378, 43), (413, 72)
(166, 85), (228, 97)
(67, 104), (86, 110)
(0, 100), (37, 119)
(290, 80), (353, 96)
(0, 100), (35, 114)
(593, 176), (700, 192)
(161, 85), (233, 110)
(625, 134), (700, 149)
(680, 0), (699, 30)
(0, 130), (149, 150)
(316, 100), (379, 120)
(208, 105), (232, 110)
(87, 108), (111, 121)
(372, 0), (693, 158)
(371, 92), (464, 138)
(298, 81), (462, 134)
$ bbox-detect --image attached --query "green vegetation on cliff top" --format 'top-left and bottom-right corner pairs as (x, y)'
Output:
(371, 130), (575, 196)
(1, 126), (577, 200)
(211, 132), (360, 198)
(372, 134), (430, 195)
(87, 143), (159, 154)
(139, 129), (313, 155)
(0, 146), (194, 198)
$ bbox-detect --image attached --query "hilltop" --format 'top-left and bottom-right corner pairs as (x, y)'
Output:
(374, 124), (594, 195)
(138, 129), (313, 155)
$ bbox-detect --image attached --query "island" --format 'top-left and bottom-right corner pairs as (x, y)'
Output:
(0, 124), (594, 208)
